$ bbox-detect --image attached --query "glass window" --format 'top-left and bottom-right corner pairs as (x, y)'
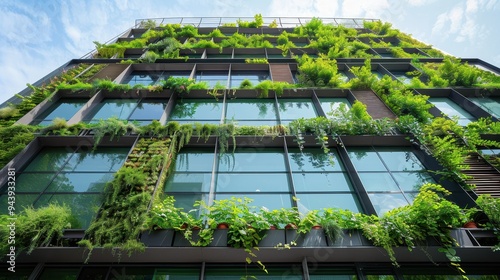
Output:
(429, 97), (476, 126)
(309, 267), (357, 279)
(164, 149), (214, 209)
(319, 98), (351, 116)
(32, 99), (87, 125)
(289, 149), (361, 213)
(38, 267), (80, 280)
(347, 147), (436, 215)
(123, 71), (191, 86)
(170, 99), (222, 124)
(470, 96), (500, 118)
(225, 99), (278, 126)
(205, 266), (302, 280)
(0, 147), (129, 228)
(230, 70), (270, 88)
(390, 71), (412, 84)
(107, 267), (200, 280)
(216, 149), (292, 210)
(86, 99), (166, 124)
(195, 71), (229, 88)
(278, 99), (317, 124)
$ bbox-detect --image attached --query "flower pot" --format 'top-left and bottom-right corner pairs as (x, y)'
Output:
(217, 223), (229, 229)
(463, 221), (478, 228)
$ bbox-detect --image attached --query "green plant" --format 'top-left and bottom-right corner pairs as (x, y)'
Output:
(92, 118), (139, 148)
(162, 76), (195, 96)
(245, 58), (268, 64)
(361, 183), (466, 270)
(476, 195), (500, 250)
(239, 79), (253, 89)
(198, 197), (269, 272)
(0, 204), (75, 255)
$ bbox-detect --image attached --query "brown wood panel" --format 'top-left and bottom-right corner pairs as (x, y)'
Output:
(270, 64), (294, 83)
(351, 90), (396, 119)
(463, 153), (500, 197)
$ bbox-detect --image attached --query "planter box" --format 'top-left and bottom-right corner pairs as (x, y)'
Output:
(449, 228), (497, 247)
(286, 229), (327, 247)
(172, 229), (228, 247)
(326, 230), (371, 247)
(258, 230), (286, 247)
(140, 229), (174, 247)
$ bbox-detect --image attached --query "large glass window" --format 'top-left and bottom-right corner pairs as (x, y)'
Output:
(278, 99), (318, 124)
(289, 148), (361, 213)
(123, 71), (191, 86)
(195, 71), (229, 88)
(32, 99), (87, 125)
(85, 99), (167, 124)
(205, 266), (302, 279)
(215, 148), (292, 210)
(169, 99), (223, 124)
(429, 97), (476, 126)
(225, 99), (278, 125)
(469, 96), (500, 118)
(229, 70), (270, 88)
(0, 147), (129, 228)
(347, 147), (436, 215)
(164, 149), (214, 210)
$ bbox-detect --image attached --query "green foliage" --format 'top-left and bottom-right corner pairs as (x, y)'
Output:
(162, 76), (195, 95)
(237, 14), (264, 28)
(245, 58), (268, 64)
(361, 183), (466, 267)
(92, 118), (139, 148)
(141, 51), (160, 63)
(208, 28), (225, 38)
(0, 204), (75, 255)
(363, 21), (396, 36)
(177, 25), (198, 38)
(476, 195), (500, 250)
(254, 80), (294, 98)
(93, 41), (126, 58)
(0, 106), (18, 119)
(296, 55), (344, 87)
(377, 86), (434, 123)
(239, 79), (254, 89)
(80, 138), (172, 260)
(139, 19), (157, 29)
(0, 125), (36, 167)
(345, 59), (378, 89)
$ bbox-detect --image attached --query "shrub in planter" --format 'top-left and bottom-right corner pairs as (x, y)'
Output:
(0, 204), (75, 255)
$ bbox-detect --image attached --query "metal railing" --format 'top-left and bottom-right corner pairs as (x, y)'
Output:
(134, 16), (379, 29)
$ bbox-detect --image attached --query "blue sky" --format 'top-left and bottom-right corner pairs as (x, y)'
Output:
(0, 0), (498, 104)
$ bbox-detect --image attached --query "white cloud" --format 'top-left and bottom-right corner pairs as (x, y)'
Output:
(407, 0), (438, 5)
(466, 0), (479, 13)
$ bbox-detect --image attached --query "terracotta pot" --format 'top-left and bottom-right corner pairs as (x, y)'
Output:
(269, 225), (278, 230)
(312, 225), (322, 229)
(285, 223), (298, 230)
(217, 223), (229, 229)
(463, 221), (478, 228)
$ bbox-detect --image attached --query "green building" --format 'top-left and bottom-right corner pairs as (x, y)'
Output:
(1, 16), (500, 279)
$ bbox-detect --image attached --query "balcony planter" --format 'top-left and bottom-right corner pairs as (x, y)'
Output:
(140, 229), (174, 247)
(326, 230), (371, 247)
(258, 229), (286, 247)
(172, 229), (227, 247)
(286, 229), (327, 247)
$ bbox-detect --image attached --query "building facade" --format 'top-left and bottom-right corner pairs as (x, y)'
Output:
(1, 16), (500, 279)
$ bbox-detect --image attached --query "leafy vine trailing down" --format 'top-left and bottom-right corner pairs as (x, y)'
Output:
(78, 137), (178, 261)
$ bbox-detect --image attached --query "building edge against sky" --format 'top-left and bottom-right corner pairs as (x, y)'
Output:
(0, 16), (500, 279)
